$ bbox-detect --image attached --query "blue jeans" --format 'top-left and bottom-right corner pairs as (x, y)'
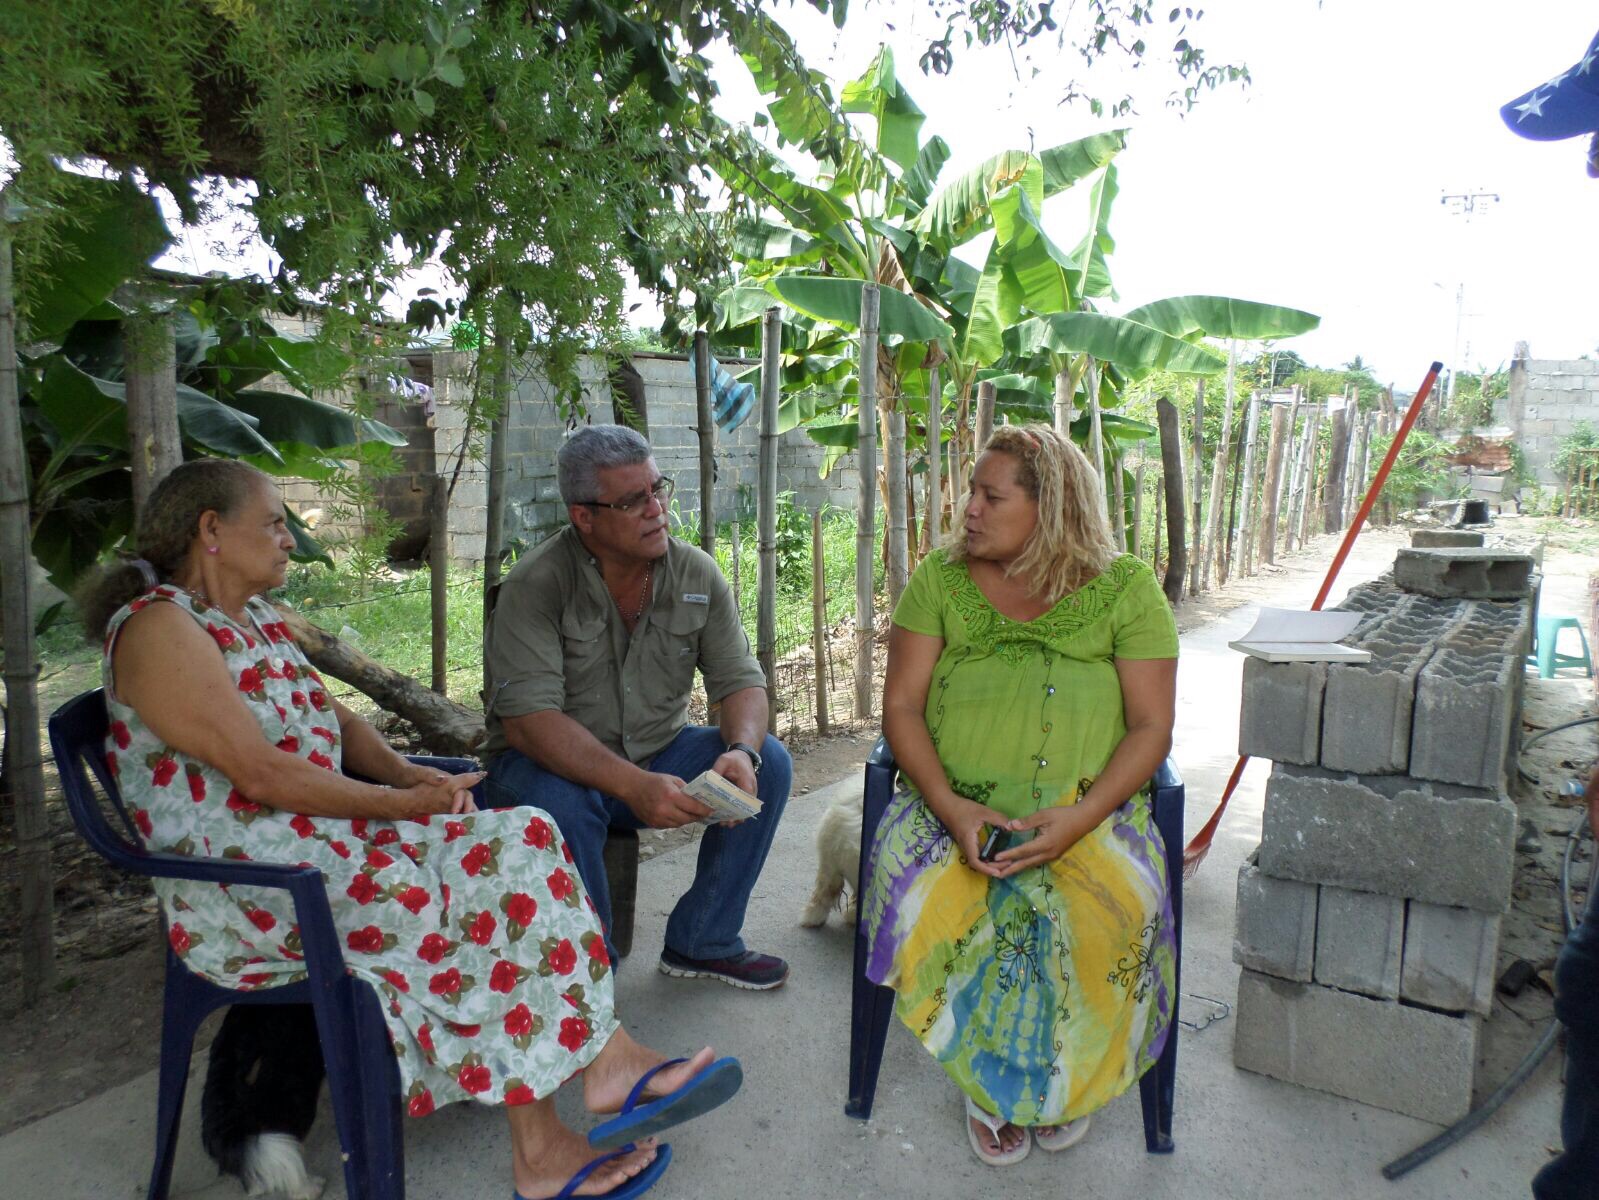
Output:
(1535, 888), (1599, 1200)
(485, 727), (791, 963)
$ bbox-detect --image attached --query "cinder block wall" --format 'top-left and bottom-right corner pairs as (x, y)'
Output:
(430, 350), (863, 569)
(1503, 343), (1599, 486)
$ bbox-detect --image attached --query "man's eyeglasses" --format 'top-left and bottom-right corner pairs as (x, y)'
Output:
(579, 476), (674, 516)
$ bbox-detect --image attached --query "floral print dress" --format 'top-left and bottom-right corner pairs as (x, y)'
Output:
(861, 552), (1179, 1128)
(102, 586), (618, 1117)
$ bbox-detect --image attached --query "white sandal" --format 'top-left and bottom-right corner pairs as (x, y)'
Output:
(965, 1096), (1031, 1166)
(1034, 1114), (1091, 1152)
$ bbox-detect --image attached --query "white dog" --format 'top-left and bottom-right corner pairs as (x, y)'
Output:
(799, 789), (864, 928)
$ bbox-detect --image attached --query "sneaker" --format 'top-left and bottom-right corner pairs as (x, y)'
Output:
(658, 947), (789, 990)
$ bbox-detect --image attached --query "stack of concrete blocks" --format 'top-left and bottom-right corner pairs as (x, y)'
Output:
(1232, 545), (1536, 1124)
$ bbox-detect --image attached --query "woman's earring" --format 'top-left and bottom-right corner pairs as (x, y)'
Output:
(206, 545), (219, 555)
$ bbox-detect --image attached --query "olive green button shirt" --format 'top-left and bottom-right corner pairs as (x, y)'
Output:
(482, 525), (767, 764)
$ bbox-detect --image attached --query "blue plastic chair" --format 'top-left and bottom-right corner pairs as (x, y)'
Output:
(845, 737), (1185, 1153)
(49, 688), (478, 1200)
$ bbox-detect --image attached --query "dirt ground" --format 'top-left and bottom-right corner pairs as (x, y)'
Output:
(0, 516), (1593, 1139)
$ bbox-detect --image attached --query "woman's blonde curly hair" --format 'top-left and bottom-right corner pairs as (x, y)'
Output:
(946, 423), (1118, 600)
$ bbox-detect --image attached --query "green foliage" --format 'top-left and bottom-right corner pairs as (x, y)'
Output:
(1370, 429), (1458, 509)
(1553, 421), (1599, 478)
(1444, 368), (1509, 430)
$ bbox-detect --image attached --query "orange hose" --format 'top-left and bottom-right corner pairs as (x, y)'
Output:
(1182, 361), (1444, 878)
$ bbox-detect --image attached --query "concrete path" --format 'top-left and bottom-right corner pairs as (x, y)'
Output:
(0, 533), (1571, 1199)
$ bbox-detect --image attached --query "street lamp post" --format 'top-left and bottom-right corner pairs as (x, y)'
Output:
(1438, 189), (1500, 408)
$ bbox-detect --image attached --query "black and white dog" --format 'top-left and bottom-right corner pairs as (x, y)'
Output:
(201, 1004), (327, 1199)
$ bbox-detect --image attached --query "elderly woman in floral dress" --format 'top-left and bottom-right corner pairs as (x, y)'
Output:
(81, 458), (738, 1200)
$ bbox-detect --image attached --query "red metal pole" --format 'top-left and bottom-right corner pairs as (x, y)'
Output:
(1182, 362), (1444, 877)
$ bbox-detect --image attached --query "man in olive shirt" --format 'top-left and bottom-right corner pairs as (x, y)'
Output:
(483, 424), (791, 988)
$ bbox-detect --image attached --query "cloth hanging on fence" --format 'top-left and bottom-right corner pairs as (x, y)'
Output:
(691, 355), (757, 433)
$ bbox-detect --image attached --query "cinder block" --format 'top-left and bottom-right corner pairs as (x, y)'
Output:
(1409, 599), (1530, 789)
(1238, 657), (1325, 765)
(1258, 764), (1515, 913)
(1313, 885), (1404, 999)
(1233, 849), (1319, 982)
(1401, 902), (1500, 1016)
(1411, 529), (1485, 548)
(1394, 548), (1535, 600)
(1233, 969), (1477, 1125)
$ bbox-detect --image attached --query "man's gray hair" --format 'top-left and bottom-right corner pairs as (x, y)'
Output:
(557, 424), (654, 506)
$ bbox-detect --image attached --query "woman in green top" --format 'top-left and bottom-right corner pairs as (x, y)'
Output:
(861, 423), (1179, 1166)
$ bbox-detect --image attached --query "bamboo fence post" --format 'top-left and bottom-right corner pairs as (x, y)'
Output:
(1156, 397), (1187, 604)
(811, 509), (829, 735)
(1356, 412), (1376, 526)
(1234, 391), (1263, 577)
(1132, 462), (1146, 560)
(429, 475), (450, 695)
(1282, 407), (1308, 554)
(855, 285), (880, 720)
(975, 380), (996, 451)
(0, 229), (52, 1004)
(482, 322), (512, 700)
(926, 365), (942, 550)
(1294, 409), (1323, 549)
(693, 331), (715, 555)
(1221, 421), (1246, 585)
(1188, 378), (1204, 595)
(1110, 447), (1127, 551)
(956, 389), (972, 503)
(1322, 403), (1350, 534)
(1153, 480), (1165, 575)
(1259, 401), (1289, 565)
(1342, 395), (1364, 525)
(731, 520), (741, 609)
(758, 308), (780, 731)
(886, 403), (908, 609)
(125, 309), (180, 516)
(1200, 343), (1238, 590)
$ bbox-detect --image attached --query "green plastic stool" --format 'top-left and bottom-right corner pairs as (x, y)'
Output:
(1533, 614), (1594, 679)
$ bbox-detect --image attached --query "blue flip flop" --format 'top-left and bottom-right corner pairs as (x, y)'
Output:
(513, 1142), (671, 1200)
(587, 1056), (743, 1150)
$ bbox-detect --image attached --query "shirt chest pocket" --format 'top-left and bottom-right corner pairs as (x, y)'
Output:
(648, 604), (708, 698)
(560, 610), (611, 702)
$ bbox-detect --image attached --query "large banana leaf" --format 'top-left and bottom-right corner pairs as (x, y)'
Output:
(23, 174), (173, 342)
(717, 142), (869, 276)
(33, 356), (284, 460)
(768, 276), (952, 346)
(839, 47), (925, 171)
(1119, 295), (1321, 340)
(910, 131), (1128, 249)
(899, 135), (953, 213)
(1005, 312), (1226, 374)
(227, 389), (406, 450)
(958, 185), (1079, 363)
(1071, 164), (1119, 302)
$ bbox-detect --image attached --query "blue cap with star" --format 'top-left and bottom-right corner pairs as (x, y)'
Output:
(1502, 29), (1599, 141)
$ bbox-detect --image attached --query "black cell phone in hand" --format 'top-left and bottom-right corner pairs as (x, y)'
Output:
(979, 826), (1012, 862)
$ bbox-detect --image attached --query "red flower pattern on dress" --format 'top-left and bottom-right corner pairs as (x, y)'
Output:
(290, 690), (307, 708)
(186, 767), (206, 803)
(468, 910), (497, 945)
(587, 937), (610, 968)
(308, 750), (335, 770)
(546, 869), (575, 902)
(417, 932), (448, 964)
(367, 848), (394, 869)
(276, 735), (300, 753)
(408, 1089), (434, 1118)
(490, 959), (520, 993)
(445, 1021), (480, 1037)
(381, 969), (410, 993)
(548, 939), (577, 975)
(347, 925), (384, 953)
(373, 827), (400, 847)
(397, 885), (430, 915)
(169, 923), (190, 954)
(350, 818), (369, 839)
(329, 840), (351, 858)
(505, 892), (537, 926)
(283, 662), (298, 680)
(110, 721), (132, 750)
(312, 726), (337, 744)
(503, 1083), (535, 1106)
(290, 814), (316, 838)
(428, 967), (463, 995)
(208, 624), (237, 650)
(461, 843), (492, 876)
(309, 688), (329, 711)
(457, 1063), (492, 1094)
(443, 821), (468, 843)
(134, 808), (154, 838)
(347, 873), (380, 905)
(225, 790), (262, 815)
(504, 1003), (534, 1037)
(237, 667), (263, 693)
(151, 757), (179, 788)
(417, 1024), (435, 1053)
(522, 817), (553, 849)
(247, 907), (277, 933)
(558, 1016), (590, 1051)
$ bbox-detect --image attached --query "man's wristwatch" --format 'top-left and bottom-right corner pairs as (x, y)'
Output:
(726, 741), (763, 774)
